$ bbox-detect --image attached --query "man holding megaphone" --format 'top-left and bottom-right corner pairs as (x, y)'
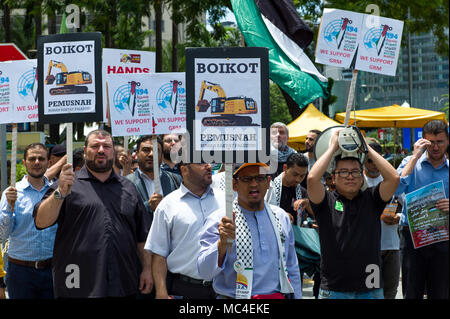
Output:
(307, 128), (399, 299)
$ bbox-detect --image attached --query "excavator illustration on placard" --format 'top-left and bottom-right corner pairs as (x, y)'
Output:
(45, 60), (92, 95)
(196, 80), (258, 126)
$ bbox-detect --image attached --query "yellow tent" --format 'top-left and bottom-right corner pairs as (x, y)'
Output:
(335, 104), (448, 128)
(287, 103), (341, 150)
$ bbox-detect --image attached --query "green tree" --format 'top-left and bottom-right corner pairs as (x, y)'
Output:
(270, 83), (292, 125)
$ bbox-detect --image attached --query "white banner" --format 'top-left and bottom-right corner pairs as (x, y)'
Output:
(3, 60), (39, 123)
(316, 8), (404, 76)
(107, 72), (186, 137)
(354, 15), (403, 76)
(102, 48), (156, 123)
(42, 40), (96, 115)
(316, 8), (364, 68)
(0, 62), (12, 124)
(193, 58), (262, 152)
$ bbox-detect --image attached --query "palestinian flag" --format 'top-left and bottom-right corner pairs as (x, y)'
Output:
(231, 0), (328, 110)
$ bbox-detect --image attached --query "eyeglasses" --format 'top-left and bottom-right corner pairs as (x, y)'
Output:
(235, 175), (268, 183)
(427, 140), (446, 147)
(334, 170), (362, 178)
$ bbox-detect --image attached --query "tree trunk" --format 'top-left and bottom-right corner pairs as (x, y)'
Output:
(171, 3), (179, 72)
(34, 0), (42, 49)
(154, 0), (163, 72)
(48, 10), (57, 35)
(2, 0), (11, 42)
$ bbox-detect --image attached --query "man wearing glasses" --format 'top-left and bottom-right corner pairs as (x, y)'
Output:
(307, 129), (399, 299)
(395, 119), (449, 299)
(198, 163), (302, 299)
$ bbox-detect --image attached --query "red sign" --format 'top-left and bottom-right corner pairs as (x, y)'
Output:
(0, 43), (27, 62)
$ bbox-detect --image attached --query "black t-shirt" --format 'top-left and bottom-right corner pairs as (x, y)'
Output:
(34, 166), (150, 298)
(310, 184), (388, 292)
(280, 185), (308, 225)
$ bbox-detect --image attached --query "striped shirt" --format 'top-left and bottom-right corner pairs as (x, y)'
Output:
(0, 176), (56, 261)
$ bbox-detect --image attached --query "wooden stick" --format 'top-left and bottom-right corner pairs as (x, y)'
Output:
(152, 135), (161, 194)
(10, 123), (17, 188)
(344, 69), (358, 126)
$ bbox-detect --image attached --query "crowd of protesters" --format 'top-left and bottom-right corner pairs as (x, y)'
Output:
(0, 119), (448, 299)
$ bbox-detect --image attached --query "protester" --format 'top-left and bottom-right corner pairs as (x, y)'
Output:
(266, 152), (312, 225)
(0, 143), (55, 299)
(145, 159), (224, 299)
(198, 163), (302, 299)
(113, 145), (132, 176)
(72, 147), (85, 171)
(307, 129), (399, 299)
(45, 143), (67, 181)
(395, 119), (449, 299)
(160, 134), (182, 176)
(33, 129), (152, 298)
(270, 122), (296, 179)
(127, 135), (181, 221)
(304, 130), (322, 171)
(364, 138), (401, 299)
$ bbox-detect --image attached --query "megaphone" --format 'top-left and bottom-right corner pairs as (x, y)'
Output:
(313, 125), (368, 174)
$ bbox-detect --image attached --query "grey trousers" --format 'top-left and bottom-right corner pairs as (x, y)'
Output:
(381, 250), (401, 299)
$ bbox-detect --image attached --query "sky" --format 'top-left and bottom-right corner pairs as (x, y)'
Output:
(206, 7), (236, 31)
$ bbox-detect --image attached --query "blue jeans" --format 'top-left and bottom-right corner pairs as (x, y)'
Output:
(318, 288), (384, 299)
(5, 261), (54, 299)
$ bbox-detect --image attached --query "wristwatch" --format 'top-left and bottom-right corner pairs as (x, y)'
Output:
(53, 188), (66, 200)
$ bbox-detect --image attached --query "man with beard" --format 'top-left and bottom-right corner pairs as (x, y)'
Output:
(300, 129), (322, 189)
(0, 143), (55, 298)
(270, 123), (296, 179)
(160, 134), (182, 176)
(127, 135), (181, 221)
(145, 159), (224, 299)
(395, 119), (449, 299)
(33, 130), (152, 298)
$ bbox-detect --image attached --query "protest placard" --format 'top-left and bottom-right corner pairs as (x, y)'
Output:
(37, 32), (103, 124)
(107, 72), (185, 137)
(315, 8), (364, 69)
(354, 15), (403, 76)
(405, 180), (449, 249)
(185, 47), (270, 164)
(0, 62), (12, 124)
(2, 60), (39, 123)
(102, 48), (155, 123)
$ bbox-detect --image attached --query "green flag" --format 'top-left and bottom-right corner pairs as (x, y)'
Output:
(231, 0), (328, 110)
(59, 12), (69, 34)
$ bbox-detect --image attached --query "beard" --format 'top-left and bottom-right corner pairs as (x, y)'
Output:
(27, 171), (45, 179)
(163, 148), (172, 161)
(138, 160), (154, 173)
(85, 157), (114, 173)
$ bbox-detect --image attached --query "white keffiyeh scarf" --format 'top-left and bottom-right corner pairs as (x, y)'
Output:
(233, 199), (294, 299)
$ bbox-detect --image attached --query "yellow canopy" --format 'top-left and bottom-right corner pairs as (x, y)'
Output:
(287, 103), (341, 150)
(335, 104), (448, 128)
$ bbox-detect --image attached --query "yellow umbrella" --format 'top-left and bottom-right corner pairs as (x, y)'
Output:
(287, 103), (341, 150)
(335, 104), (448, 128)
